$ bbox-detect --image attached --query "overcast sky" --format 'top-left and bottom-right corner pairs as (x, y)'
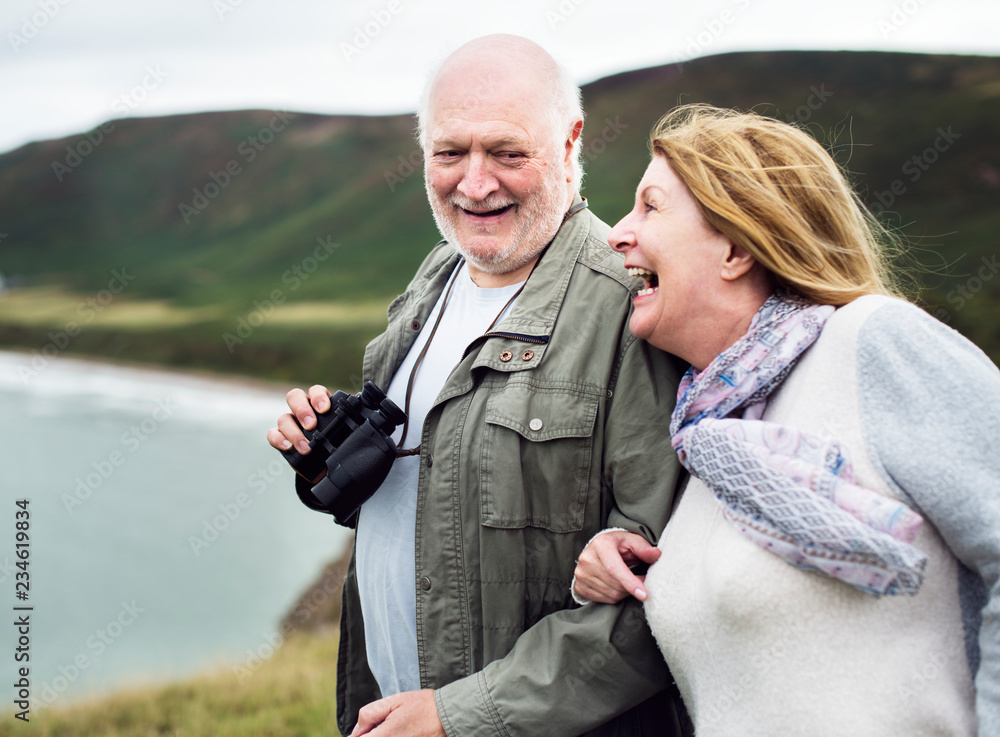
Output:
(1, 0), (998, 154)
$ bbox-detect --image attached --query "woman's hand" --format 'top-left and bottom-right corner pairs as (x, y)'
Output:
(573, 529), (662, 603)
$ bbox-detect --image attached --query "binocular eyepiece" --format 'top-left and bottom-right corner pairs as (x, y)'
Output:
(279, 382), (406, 526)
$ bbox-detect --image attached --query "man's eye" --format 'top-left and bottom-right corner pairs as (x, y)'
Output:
(499, 152), (524, 160)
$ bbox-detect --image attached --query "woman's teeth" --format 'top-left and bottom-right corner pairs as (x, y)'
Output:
(627, 267), (655, 278)
(627, 267), (658, 297)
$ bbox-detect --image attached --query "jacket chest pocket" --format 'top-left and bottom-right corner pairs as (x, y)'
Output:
(480, 385), (600, 533)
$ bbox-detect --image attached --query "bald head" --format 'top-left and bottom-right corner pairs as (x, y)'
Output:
(418, 35), (584, 188)
(429, 35), (563, 115)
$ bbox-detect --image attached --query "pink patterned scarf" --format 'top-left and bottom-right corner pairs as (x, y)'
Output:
(670, 292), (927, 596)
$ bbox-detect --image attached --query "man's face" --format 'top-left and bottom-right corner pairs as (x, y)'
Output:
(423, 74), (573, 277)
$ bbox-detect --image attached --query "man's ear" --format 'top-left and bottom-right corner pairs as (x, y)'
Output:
(720, 239), (758, 281)
(563, 119), (583, 176)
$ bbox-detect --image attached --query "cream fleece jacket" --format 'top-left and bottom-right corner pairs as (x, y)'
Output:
(644, 295), (1000, 736)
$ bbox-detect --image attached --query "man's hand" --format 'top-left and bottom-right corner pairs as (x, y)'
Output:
(266, 385), (333, 478)
(349, 689), (445, 737)
(573, 529), (661, 604)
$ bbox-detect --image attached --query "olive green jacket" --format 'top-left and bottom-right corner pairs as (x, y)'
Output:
(337, 204), (689, 736)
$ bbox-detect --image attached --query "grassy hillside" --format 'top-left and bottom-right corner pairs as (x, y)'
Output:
(1, 50), (998, 388)
(2, 631), (342, 737)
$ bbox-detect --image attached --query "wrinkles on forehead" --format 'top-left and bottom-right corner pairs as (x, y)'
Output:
(428, 114), (544, 155)
(427, 80), (551, 154)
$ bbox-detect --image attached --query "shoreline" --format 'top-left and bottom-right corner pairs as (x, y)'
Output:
(0, 346), (297, 397)
(0, 346), (301, 428)
(3, 352), (353, 714)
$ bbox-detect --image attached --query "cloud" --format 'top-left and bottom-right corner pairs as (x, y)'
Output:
(1, 0), (998, 153)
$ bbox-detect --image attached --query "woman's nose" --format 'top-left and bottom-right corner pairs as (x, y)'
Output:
(608, 212), (637, 254)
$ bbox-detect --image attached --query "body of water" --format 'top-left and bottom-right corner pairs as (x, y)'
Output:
(0, 350), (352, 707)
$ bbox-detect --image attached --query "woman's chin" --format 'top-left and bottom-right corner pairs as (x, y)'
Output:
(628, 314), (660, 345)
(629, 314), (683, 360)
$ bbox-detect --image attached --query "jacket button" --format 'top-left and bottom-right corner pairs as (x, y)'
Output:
(499, 350), (513, 362)
(529, 418), (543, 432)
(419, 576), (432, 591)
(411, 320), (421, 331)
(425, 454), (433, 468)
(521, 350), (534, 361)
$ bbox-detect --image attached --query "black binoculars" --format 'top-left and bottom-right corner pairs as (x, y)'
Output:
(279, 381), (406, 525)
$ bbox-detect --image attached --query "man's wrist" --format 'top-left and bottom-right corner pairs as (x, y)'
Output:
(435, 670), (505, 737)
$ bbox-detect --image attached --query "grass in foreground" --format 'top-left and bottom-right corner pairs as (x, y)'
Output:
(3, 632), (342, 737)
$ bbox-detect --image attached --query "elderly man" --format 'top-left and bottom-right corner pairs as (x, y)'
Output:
(269, 35), (686, 737)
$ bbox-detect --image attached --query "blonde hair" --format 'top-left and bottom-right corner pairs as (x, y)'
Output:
(650, 104), (901, 305)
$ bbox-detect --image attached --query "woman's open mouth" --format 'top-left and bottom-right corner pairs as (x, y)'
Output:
(628, 266), (659, 297)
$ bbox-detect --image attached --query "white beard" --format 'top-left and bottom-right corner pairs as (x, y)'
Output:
(425, 166), (569, 276)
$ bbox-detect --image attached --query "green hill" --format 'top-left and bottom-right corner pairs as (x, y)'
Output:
(1, 50), (998, 388)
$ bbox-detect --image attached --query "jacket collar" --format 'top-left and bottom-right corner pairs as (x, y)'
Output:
(488, 193), (591, 335)
(413, 193), (591, 332)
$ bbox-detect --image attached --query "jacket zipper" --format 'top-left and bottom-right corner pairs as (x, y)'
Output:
(460, 331), (550, 362)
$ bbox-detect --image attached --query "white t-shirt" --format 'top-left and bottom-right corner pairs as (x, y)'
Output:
(355, 262), (524, 696)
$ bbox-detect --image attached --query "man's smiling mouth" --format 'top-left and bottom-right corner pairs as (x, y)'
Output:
(462, 204), (515, 218)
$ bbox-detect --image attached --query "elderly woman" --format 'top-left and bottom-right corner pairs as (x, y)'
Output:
(572, 104), (999, 736)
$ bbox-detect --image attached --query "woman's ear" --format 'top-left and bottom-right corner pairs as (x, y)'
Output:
(720, 240), (757, 282)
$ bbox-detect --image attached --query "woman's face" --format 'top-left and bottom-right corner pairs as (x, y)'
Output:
(609, 155), (734, 357)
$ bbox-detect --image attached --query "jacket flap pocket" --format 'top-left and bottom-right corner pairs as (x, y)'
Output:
(481, 384), (601, 532)
(484, 384), (599, 441)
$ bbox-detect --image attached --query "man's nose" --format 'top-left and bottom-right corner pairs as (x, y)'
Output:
(457, 152), (499, 200)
